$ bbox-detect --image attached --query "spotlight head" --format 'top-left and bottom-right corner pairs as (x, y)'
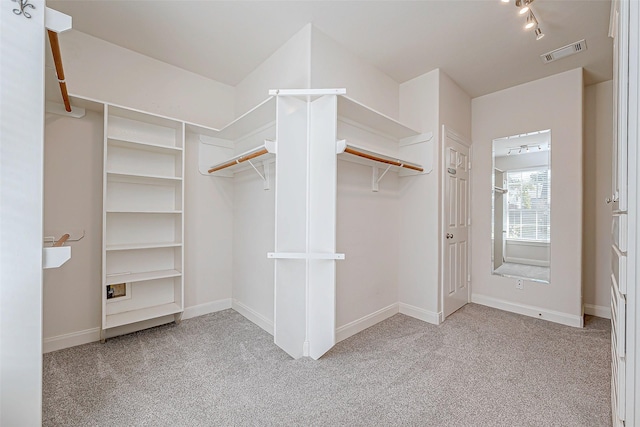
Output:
(525, 11), (536, 29)
(518, 0), (532, 14)
(535, 27), (544, 40)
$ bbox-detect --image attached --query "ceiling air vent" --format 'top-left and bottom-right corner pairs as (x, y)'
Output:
(540, 39), (587, 64)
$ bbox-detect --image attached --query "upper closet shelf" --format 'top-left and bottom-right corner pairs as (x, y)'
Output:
(337, 96), (419, 140)
(189, 97), (276, 141)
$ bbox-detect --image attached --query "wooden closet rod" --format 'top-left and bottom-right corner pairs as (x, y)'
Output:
(208, 148), (269, 174)
(343, 147), (423, 172)
(47, 30), (71, 112)
(53, 234), (70, 247)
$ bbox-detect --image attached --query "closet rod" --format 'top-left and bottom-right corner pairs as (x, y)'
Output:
(208, 148), (269, 174)
(53, 234), (70, 247)
(343, 147), (423, 172)
(47, 30), (71, 112)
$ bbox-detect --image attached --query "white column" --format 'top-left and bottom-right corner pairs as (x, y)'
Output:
(272, 93), (340, 359)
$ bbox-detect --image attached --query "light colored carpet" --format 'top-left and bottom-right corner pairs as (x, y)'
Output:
(494, 262), (550, 282)
(43, 304), (611, 426)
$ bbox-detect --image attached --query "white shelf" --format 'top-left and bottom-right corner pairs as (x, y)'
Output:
(106, 242), (182, 251)
(108, 137), (182, 154)
(337, 96), (420, 140)
(215, 97), (276, 141)
(106, 269), (182, 285)
(43, 246), (71, 269)
(107, 172), (182, 183)
(105, 302), (182, 329)
(106, 210), (182, 214)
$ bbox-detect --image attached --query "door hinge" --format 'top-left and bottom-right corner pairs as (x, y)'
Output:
(468, 161), (472, 170)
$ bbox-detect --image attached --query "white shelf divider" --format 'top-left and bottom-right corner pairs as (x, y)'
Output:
(106, 269), (182, 285)
(105, 302), (182, 329)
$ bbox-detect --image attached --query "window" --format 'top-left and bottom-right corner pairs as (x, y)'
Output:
(506, 168), (550, 242)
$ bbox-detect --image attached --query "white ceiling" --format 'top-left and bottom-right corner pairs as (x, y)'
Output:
(47, 0), (613, 98)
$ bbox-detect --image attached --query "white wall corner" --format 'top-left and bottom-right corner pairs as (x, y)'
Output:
(232, 299), (274, 335)
(583, 303), (612, 319)
(234, 24), (312, 115)
(472, 294), (584, 328)
(399, 303), (442, 325)
(182, 298), (233, 320)
(336, 303), (399, 343)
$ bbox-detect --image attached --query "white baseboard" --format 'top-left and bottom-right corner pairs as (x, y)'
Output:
(232, 299), (274, 335)
(43, 327), (101, 354)
(44, 298), (232, 353)
(398, 303), (442, 325)
(584, 303), (611, 319)
(182, 298), (232, 320)
(504, 256), (549, 267)
(336, 303), (399, 342)
(471, 294), (584, 328)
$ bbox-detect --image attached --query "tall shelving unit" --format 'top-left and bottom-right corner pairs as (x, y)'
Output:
(102, 105), (185, 339)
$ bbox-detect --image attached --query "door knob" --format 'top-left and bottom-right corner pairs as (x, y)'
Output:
(606, 197), (612, 204)
(446, 233), (454, 239)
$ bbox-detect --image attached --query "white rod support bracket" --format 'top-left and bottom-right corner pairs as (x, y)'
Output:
(336, 139), (347, 154)
(377, 165), (392, 184)
(45, 7), (72, 33)
(263, 162), (271, 190)
(372, 167), (379, 192)
(265, 139), (277, 154)
(372, 164), (393, 192)
(246, 159), (266, 182)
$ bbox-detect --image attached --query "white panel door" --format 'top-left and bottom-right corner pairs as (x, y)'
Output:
(443, 127), (471, 318)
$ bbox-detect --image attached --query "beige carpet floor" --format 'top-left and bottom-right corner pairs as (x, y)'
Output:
(43, 303), (611, 426)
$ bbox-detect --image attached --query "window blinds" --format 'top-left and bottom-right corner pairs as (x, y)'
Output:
(506, 168), (551, 242)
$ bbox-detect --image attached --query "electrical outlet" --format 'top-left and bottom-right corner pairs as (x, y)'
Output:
(516, 279), (524, 290)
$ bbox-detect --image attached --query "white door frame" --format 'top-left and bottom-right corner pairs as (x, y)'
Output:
(440, 125), (472, 318)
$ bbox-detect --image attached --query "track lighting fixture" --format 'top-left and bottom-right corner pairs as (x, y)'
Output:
(504, 0), (544, 41)
(505, 144), (544, 156)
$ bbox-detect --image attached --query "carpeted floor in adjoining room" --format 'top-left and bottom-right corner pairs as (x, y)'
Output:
(42, 303), (611, 426)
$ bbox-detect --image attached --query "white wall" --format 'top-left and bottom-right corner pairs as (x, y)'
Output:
(234, 25), (311, 116)
(439, 71), (472, 141)
(231, 168), (276, 332)
(184, 134), (234, 314)
(43, 111), (103, 342)
(583, 80), (613, 315)
(310, 27), (399, 119)
(397, 69), (471, 322)
(59, 30), (235, 129)
(0, 1), (45, 423)
(336, 161), (400, 328)
(397, 70), (440, 320)
(471, 68), (584, 325)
